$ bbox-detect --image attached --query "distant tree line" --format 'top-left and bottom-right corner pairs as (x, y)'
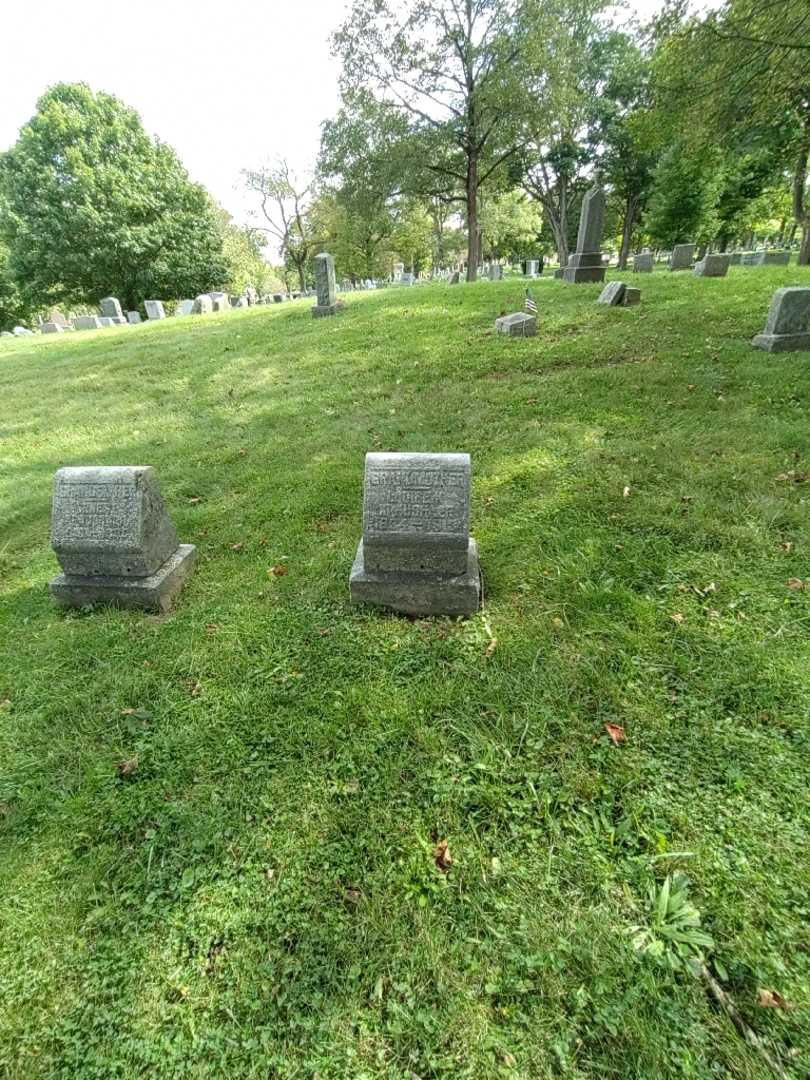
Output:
(0, 84), (280, 331)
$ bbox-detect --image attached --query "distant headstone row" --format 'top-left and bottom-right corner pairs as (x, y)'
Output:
(49, 454), (482, 617)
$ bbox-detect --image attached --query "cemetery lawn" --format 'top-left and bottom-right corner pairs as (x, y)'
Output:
(3, 268), (810, 1080)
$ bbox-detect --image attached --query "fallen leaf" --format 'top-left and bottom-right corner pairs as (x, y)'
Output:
(229, 542), (244, 552)
(757, 988), (794, 1010)
(344, 887), (362, 906)
(187, 680), (202, 697)
(268, 564), (288, 577)
(188, 496), (202, 504)
(787, 578), (805, 590)
(484, 637), (498, 659)
(623, 486), (631, 498)
(264, 867), (275, 882)
(116, 756), (138, 778)
(781, 541), (794, 553)
(604, 722), (626, 745)
(205, 623), (219, 634)
(670, 613), (685, 624)
(120, 707), (135, 716)
(0, 698), (10, 710)
(238, 448), (248, 456)
(434, 839), (453, 871)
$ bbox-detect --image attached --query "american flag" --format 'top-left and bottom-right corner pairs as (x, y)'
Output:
(524, 289), (538, 315)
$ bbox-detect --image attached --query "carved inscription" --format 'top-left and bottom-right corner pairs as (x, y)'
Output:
(366, 466), (467, 536)
(53, 481), (139, 545)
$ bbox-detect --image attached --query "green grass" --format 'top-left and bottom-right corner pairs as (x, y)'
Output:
(1, 267), (810, 1079)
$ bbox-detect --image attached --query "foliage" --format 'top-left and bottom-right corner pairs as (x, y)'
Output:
(644, 144), (723, 248)
(0, 83), (228, 312)
(631, 875), (714, 973)
(479, 190), (542, 260)
(243, 160), (316, 292)
(218, 213), (278, 297)
(0, 240), (31, 331)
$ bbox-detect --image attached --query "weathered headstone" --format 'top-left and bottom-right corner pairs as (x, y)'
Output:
(176, 300), (194, 316)
(49, 466), (196, 611)
(144, 300), (165, 320)
(234, 296), (249, 308)
(623, 287), (641, 306)
(100, 297), (123, 319)
(495, 312), (537, 337)
(192, 295), (213, 315)
(729, 252), (743, 266)
(209, 292), (230, 312)
(553, 268), (564, 279)
(597, 281), (626, 306)
(41, 321), (65, 334)
(753, 250), (791, 267)
(693, 253), (730, 277)
(127, 311), (142, 324)
(111, 316), (128, 325)
(98, 317), (115, 328)
(449, 271), (460, 285)
(13, 326), (34, 336)
(741, 251), (760, 266)
(47, 309), (70, 328)
(393, 262), (405, 283)
(73, 316), (103, 331)
(488, 265), (503, 281)
(350, 452), (481, 616)
(312, 252), (340, 318)
(669, 244), (695, 271)
(633, 253), (654, 273)
(273, 294), (283, 303)
(752, 288), (810, 353)
(563, 178), (606, 284)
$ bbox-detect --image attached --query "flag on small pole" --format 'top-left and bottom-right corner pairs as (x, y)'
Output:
(524, 288), (538, 316)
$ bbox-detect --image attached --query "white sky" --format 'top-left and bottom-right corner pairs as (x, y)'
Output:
(1, 0), (671, 246)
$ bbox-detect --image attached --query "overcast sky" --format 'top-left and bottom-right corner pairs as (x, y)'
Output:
(2, 0), (671, 244)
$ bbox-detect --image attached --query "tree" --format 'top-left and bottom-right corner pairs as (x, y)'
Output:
(644, 144), (723, 248)
(0, 83), (228, 311)
(243, 160), (317, 293)
(218, 212), (278, 296)
(479, 189), (542, 261)
(0, 239), (31, 331)
(518, 0), (611, 267)
(332, 0), (530, 281)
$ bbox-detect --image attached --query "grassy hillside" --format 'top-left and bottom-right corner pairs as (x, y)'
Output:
(1, 268), (809, 1079)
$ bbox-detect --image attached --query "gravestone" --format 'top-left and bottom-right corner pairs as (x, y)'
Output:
(525, 259), (539, 277)
(553, 268), (564, 279)
(669, 244), (695, 270)
(449, 271), (460, 285)
(1, 331), (12, 337)
(752, 288), (810, 353)
(729, 252), (743, 266)
(495, 312), (537, 337)
(100, 297), (123, 319)
(741, 251), (760, 266)
(127, 311), (142, 324)
(13, 326), (34, 335)
(489, 265), (503, 281)
(41, 321), (64, 333)
(49, 466), (196, 611)
(209, 292), (230, 312)
(176, 300), (194, 316)
(563, 177), (606, 284)
(633, 253), (654, 273)
(98, 317), (115, 328)
(597, 281), (626, 306)
(110, 316), (128, 325)
(623, 287), (641, 306)
(144, 300), (165, 320)
(273, 294), (283, 303)
(73, 316), (103, 331)
(694, 253), (730, 277)
(48, 309), (69, 327)
(192, 295), (213, 315)
(753, 250), (790, 266)
(312, 252), (340, 318)
(393, 262), (405, 283)
(234, 296), (249, 308)
(350, 452), (481, 616)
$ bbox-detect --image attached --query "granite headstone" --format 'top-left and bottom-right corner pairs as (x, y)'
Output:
(752, 288), (810, 353)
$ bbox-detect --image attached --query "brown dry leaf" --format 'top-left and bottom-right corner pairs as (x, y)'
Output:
(434, 839), (453, 871)
(188, 496), (202, 504)
(187, 680), (202, 697)
(788, 578), (805, 591)
(116, 756), (139, 778)
(268, 564), (289, 577)
(344, 887), (362, 906)
(205, 623), (219, 635)
(120, 707), (135, 716)
(0, 698), (11, 710)
(604, 722), (626, 745)
(670, 613), (685, 624)
(230, 542), (244, 552)
(238, 448), (248, 456)
(757, 988), (794, 1010)
(484, 637), (498, 659)
(781, 541), (794, 553)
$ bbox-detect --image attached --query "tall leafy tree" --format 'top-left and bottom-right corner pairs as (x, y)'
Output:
(332, 0), (530, 280)
(0, 83), (227, 311)
(242, 160), (316, 293)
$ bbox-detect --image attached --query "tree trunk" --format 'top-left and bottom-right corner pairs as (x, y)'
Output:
(792, 106), (810, 265)
(617, 193), (637, 271)
(298, 264), (306, 293)
(466, 151), (478, 281)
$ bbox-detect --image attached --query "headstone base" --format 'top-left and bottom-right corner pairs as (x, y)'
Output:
(350, 538), (481, 617)
(563, 253), (605, 284)
(752, 333), (810, 354)
(311, 302), (342, 318)
(50, 544), (196, 612)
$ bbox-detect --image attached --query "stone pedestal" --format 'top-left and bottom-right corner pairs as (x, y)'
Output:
(633, 253), (653, 272)
(49, 466), (196, 612)
(127, 311), (142, 324)
(752, 287), (810, 353)
(350, 452), (481, 617)
(563, 252), (605, 284)
(100, 297), (123, 319)
(597, 282), (626, 305)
